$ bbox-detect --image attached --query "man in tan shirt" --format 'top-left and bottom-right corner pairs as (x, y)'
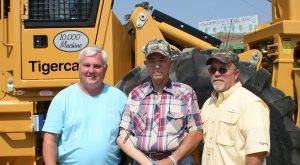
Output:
(201, 50), (270, 165)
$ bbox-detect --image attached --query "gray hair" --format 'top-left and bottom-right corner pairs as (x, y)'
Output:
(78, 45), (108, 66)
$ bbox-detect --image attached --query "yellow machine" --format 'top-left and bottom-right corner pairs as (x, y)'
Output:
(0, 0), (299, 164)
(244, 0), (300, 126)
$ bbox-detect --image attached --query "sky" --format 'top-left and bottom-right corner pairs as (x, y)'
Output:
(113, 0), (272, 29)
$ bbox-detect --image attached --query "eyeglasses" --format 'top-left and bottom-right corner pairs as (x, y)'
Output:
(208, 66), (229, 74)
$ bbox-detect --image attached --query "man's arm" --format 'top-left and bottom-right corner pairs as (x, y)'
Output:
(117, 129), (152, 165)
(156, 130), (203, 165)
(246, 152), (267, 165)
(43, 132), (60, 165)
(244, 101), (270, 165)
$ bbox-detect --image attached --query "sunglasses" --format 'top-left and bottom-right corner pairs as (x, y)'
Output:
(208, 66), (229, 74)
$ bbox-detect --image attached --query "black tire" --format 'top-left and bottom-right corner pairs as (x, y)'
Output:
(116, 48), (300, 165)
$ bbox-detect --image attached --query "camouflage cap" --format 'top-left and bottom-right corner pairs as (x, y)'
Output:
(206, 50), (239, 68)
(142, 39), (172, 58)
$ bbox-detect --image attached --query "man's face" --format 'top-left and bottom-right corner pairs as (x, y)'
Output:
(144, 53), (173, 83)
(208, 60), (239, 93)
(79, 53), (107, 90)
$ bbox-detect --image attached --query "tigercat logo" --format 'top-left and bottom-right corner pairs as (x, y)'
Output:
(28, 61), (79, 75)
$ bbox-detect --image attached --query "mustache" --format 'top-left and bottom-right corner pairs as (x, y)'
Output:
(212, 78), (224, 82)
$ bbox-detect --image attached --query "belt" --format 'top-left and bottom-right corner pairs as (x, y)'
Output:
(143, 151), (172, 160)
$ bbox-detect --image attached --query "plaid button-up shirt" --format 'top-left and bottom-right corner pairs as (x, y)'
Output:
(120, 80), (202, 152)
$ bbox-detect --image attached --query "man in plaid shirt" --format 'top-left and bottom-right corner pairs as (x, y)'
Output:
(117, 39), (203, 165)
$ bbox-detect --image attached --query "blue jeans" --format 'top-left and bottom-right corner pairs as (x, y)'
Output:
(131, 155), (193, 165)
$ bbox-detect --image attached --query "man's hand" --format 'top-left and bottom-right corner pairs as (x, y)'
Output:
(246, 151), (267, 165)
(171, 130), (203, 162)
(117, 129), (153, 165)
(156, 157), (174, 165)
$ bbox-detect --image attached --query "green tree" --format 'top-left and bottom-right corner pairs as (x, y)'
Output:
(124, 2), (154, 22)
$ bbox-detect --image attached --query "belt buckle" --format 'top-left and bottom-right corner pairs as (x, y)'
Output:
(148, 152), (154, 159)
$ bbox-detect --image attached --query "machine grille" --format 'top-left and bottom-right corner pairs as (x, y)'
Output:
(28, 0), (94, 21)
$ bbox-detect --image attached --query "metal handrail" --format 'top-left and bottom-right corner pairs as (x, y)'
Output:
(2, 0), (13, 47)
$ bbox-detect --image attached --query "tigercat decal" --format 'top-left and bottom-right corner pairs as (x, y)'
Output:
(28, 61), (79, 75)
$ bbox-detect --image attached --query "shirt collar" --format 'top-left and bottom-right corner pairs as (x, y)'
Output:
(145, 79), (173, 96)
(212, 82), (241, 106)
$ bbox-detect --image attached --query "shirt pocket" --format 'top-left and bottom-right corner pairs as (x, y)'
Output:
(216, 111), (239, 146)
(166, 105), (185, 135)
(132, 110), (147, 136)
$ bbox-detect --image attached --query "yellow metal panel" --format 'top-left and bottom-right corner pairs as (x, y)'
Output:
(238, 49), (262, 70)
(0, 101), (34, 156)
(102, 12), (132, 85)
(0, 101), (33, 133)
(21, 28), (97, 79)
(9, 0), (22, 86)
(272, 60), (294, 97)
(95, 0), (111, 48)
(244, 21), (300, 44)
(0, 157), (36, 165)
(131, 7), (164, 67)
(272, 0), (300, 23)
(255, 21), (271, 31)
(16, 0), (105, 88)
(0, 101), (32, 113)
(156, 22), (216, 50)
(0, 133), (35, 156)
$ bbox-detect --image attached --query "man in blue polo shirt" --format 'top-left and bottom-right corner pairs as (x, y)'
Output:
(42, 45), (127, 165)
